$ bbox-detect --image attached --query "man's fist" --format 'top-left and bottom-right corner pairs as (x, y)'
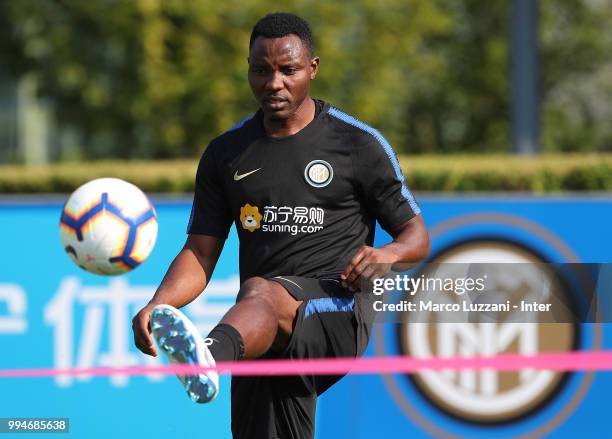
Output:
(340, 245), (398, 292)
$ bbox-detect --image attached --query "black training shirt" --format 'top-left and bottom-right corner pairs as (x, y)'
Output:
(188, 100), (421, 282)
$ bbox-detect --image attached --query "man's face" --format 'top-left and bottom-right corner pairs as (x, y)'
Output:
(248, 34), (319, 120)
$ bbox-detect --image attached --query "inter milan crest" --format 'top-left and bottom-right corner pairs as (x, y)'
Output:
(304, 160), (333, 188)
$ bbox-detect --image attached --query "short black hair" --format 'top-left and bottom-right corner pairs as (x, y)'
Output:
(249, 12), (314, 56)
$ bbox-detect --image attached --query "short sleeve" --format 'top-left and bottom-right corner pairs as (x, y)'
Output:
(187, 143), (233, 239)
(352, 132), (421, 234)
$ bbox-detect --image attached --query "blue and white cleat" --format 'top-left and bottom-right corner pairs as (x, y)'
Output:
(150, 304), (219, 403)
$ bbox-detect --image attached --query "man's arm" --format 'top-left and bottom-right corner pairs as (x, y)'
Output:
(132, 234), (225, 356)
(341, 214), (430, 291)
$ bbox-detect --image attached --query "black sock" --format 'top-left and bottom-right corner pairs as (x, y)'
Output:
(206, 323), (245, 362)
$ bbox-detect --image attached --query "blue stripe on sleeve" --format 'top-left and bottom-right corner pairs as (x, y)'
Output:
(186, 200), (195, 233)
(187, 113), (255, 234)
(328, 107), (421, 215)
(225, 114), (255, 133)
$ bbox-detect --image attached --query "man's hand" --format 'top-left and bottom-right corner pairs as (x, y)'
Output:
(132, 303), (159, 357)
(340, 215), (430, 292)
(340, 246), (398, 292)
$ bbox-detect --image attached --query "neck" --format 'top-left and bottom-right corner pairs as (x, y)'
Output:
(263, 98), (315, 138)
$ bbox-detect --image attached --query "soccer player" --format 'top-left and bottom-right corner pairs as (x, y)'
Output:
(132, 12), (429, 439)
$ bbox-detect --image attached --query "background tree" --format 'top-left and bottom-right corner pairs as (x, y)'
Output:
(0, 0), (610, 159)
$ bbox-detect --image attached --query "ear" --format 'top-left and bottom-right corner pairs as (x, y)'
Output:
(310, 57), (320, 80)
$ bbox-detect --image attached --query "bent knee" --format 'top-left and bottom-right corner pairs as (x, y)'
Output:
(236, 277), (274, 303)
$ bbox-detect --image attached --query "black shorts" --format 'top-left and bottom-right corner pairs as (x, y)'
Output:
(230, 276), (375, 439)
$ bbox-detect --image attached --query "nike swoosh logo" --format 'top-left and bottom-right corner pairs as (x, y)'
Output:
(233, 168), (261, 181)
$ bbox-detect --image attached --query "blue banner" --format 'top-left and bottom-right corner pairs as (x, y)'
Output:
(0, 196), (610, 438)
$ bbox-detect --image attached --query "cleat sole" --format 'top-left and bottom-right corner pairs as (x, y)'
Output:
(150, 304), (219, 404)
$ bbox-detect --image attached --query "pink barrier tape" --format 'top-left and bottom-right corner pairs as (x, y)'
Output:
(1, 351), (612, 378)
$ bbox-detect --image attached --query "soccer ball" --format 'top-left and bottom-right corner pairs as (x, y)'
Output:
(59, 178), (158, 275)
